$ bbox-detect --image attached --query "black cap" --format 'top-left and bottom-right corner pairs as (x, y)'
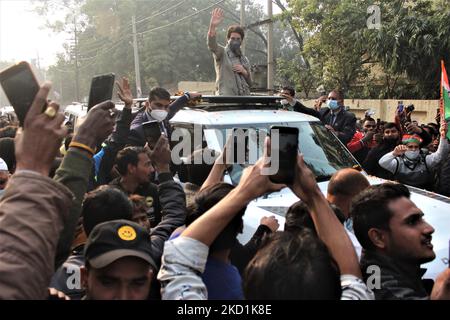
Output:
(84, 220), (156, 270)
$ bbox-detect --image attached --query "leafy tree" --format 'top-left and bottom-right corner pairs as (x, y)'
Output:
(32, 0), (304, 103)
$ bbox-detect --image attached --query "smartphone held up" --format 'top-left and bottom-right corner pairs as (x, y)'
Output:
(87, 73), (115, 111)
(267, 126), (299, 185)
(0, 61), (41, 126)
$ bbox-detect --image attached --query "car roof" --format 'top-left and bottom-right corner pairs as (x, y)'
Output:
(169, 95), (321, 125)
(171, 109), (320, 126)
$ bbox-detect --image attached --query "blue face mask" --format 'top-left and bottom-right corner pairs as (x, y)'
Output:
(327, 100), (340, 110)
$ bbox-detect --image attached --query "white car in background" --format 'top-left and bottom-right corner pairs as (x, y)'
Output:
(169, 95), (450, 281)
(64, 100), (142, 128)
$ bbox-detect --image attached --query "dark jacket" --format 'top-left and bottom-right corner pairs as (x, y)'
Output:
(292, 101), (322, 119)
(49, 245), (85, 300)
(230, 224), (272, 276)
(320, 107), (356, 145)
(146, 172), (187, 301)
(363, 142), (396, 179)
(96, 107), (133, 186)
(149, 173), (187, 267)
(360, 250), (429, 300)
(128, 95), (189, 147)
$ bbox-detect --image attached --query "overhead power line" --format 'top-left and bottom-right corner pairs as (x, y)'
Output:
(137, 0), (226, 36)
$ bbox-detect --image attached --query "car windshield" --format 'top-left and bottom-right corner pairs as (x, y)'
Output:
(206, 121), (359, 185)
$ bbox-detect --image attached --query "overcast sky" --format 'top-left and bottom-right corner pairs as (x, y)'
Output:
(0, 0), (281, 68)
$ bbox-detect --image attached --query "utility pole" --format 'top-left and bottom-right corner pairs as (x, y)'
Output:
(132, 15), (142, 98)
(240, 0), (246, 55)
(74, 16), (80, 102)
(267, 0), (274, 92)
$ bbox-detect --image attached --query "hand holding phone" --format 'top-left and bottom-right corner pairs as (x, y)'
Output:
(267, 126), (299, 185)
(88, 73), (115, 110)
(0, 61), (41, 126)
(142, 120), (162, 149)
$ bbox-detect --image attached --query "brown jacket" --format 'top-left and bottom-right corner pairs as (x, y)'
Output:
(0, 171), (73, 299)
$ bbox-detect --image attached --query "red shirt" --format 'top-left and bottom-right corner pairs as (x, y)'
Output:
(347, 131), (377, 153)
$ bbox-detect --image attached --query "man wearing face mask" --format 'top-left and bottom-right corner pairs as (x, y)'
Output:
(208, 8), (252, 96)
(378, 123), (450, 190)
(320, 90), (356, 145)
(129, 87), (201, 147)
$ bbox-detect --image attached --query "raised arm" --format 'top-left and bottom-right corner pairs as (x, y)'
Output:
(158, 139), (284, 300)
(425, 122), (450, 169)
(148, 135), (186, 265)
(289, 153), (362, 279)
(54, 101), (116, 267)
(207, 8), (225, 60)
(0, 83), (73, 299)
(378, 145), (406, 174)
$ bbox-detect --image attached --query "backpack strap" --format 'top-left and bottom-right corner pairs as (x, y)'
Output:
(393, 158), (400, 176)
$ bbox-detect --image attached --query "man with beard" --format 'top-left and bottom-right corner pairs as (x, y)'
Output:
(363, 122), (401, 179)
(347, 118), (378, 164)
(208, 8), (252, 96)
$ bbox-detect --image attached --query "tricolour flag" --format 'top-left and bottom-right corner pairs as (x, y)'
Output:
(440, 60), (450, 139)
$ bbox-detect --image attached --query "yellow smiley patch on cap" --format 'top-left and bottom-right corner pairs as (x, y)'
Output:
(145, 196), (153, 207)
(118, 226), (137, 241)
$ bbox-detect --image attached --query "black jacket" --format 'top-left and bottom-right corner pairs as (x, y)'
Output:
(292, 101), (322, 119)
(360, 250), (430, 300)
(96, 107), (134, 186)
(363, 142), (396, 179)
(320, 108), (356, 145)
(230, 225), (272, 276)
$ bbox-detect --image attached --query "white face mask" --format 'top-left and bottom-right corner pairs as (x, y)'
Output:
(151, 110), (168, 121)
(405, 150), (420, 160)
(281, 99), (289, 106)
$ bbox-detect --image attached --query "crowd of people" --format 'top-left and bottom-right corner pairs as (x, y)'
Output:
(0, 8), (449, 301)
(0, 75), (449, 300)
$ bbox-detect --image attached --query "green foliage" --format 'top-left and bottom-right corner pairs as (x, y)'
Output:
(33, 0), (298, 104)
(279, 0), (450, 99)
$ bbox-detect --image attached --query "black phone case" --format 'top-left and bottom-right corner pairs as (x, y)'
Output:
(87, 73), (115, 110)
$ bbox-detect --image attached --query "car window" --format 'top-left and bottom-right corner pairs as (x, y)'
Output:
(206, 121), (359, 185)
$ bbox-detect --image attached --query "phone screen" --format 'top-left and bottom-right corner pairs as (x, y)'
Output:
(269, 126), (299, 185)
(142, 120), (162, 148)
(0, 62), (40, 126)
(87, 73), (115, 110)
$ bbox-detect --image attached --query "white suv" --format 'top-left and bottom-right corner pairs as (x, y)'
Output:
(169, 96), (450, 280)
